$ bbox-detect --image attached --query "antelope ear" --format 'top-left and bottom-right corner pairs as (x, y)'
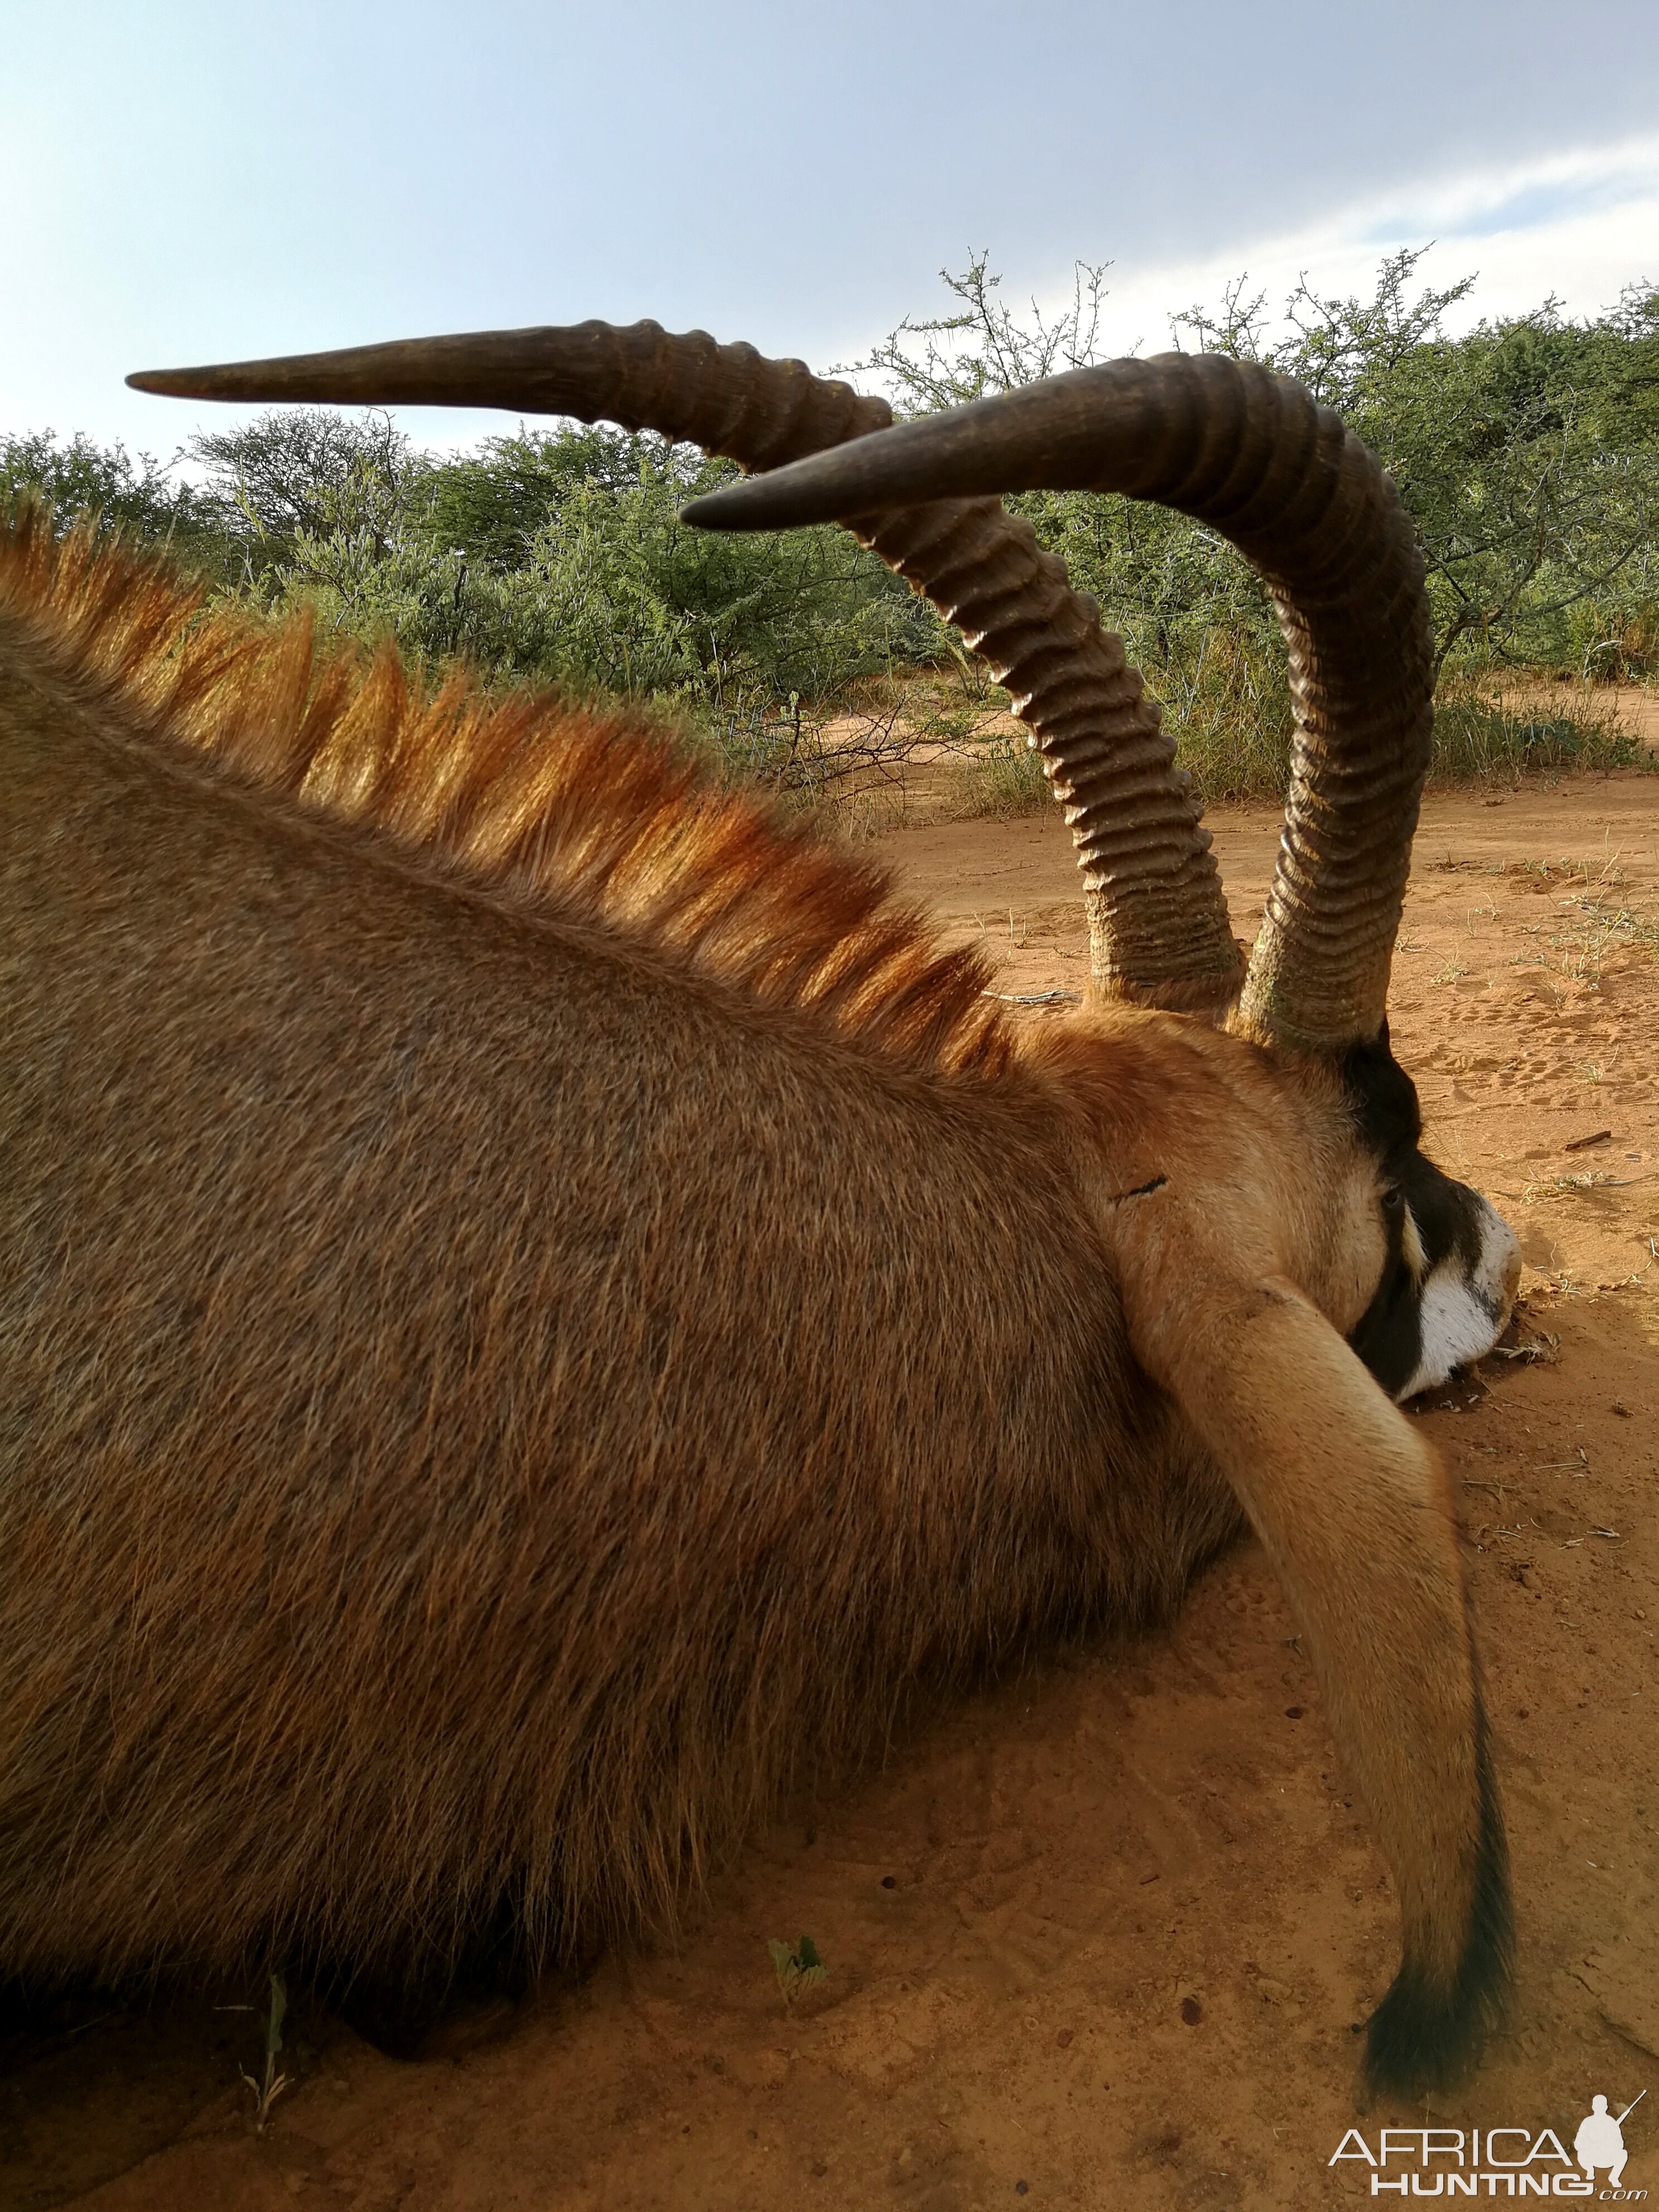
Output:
(1114, 1216), (1512, 2095)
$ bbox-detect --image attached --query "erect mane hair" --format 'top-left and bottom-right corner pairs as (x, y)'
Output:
(0, 506), (1015, 1077)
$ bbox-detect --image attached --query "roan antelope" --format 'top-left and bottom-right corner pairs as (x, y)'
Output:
(0, 322), (1520, 2095)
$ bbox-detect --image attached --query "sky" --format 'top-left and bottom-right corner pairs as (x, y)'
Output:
(4, 0), (1657, 464)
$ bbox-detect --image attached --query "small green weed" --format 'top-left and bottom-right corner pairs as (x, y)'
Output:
(767, 1936), (827, 2009)
(240, 1973), (292, 2133)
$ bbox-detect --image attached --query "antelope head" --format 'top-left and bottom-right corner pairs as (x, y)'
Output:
(678, 355), (1522, 1401)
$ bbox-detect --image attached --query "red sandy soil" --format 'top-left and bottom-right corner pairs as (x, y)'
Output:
(5, 775), (1658, 2212)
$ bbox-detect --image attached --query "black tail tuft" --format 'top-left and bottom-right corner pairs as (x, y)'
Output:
(1362, 1706), (1514, 2101)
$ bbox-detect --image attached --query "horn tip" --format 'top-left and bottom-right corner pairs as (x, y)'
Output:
(681, 488), (764, 532)
(127, 367), (219, 397)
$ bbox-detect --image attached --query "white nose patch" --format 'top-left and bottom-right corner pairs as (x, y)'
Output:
(1398, 1195), (1522, 1401)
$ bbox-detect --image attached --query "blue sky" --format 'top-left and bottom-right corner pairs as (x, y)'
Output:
(4, 0), (1657, 459)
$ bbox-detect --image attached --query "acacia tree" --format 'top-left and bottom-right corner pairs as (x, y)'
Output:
(0, 429), (223, 571)
(855, 249), (1659, 683)
(842, 250), (1113, 411)
(1186, 253), (1659, 676)
(186, 409), (418, 593)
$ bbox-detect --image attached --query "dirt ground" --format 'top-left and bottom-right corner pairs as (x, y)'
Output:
(6, 773), (1658, 2212)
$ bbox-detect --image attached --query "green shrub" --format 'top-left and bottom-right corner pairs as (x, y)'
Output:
(8, 256), (1657, 817)
(1429, 688), (1645, 780)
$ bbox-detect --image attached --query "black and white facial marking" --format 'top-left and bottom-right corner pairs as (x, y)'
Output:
(1340, 1034), (1522, 1403)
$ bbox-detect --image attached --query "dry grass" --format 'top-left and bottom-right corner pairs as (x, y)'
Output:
(744, 663), (1658, 832)
(1493, 853), (1659, 987)
(1365, 843), (1656, 1098)
(1429, 683), (1650, 782)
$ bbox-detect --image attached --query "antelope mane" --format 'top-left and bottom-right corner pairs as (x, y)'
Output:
(0, 510), (1015, 1079)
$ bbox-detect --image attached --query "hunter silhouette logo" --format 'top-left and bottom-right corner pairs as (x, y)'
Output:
(1330, 2090), (1647, 2195)
(1576, 2093), (1643, 2192)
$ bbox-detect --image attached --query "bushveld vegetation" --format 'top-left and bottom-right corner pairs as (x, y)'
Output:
(6, 252), (1657, 808)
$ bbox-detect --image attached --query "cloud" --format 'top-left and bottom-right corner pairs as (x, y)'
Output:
(1044, 133), (1659, 363)
(1366, 133), (1659, 244)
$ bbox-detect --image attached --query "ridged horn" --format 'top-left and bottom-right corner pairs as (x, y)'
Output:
(130, 325), (883, 471)
(129, 324), (1244, 1013)
(685, 352), (1437, 1056)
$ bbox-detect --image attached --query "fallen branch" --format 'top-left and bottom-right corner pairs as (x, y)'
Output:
(1563, 1128), (1613, 1153)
